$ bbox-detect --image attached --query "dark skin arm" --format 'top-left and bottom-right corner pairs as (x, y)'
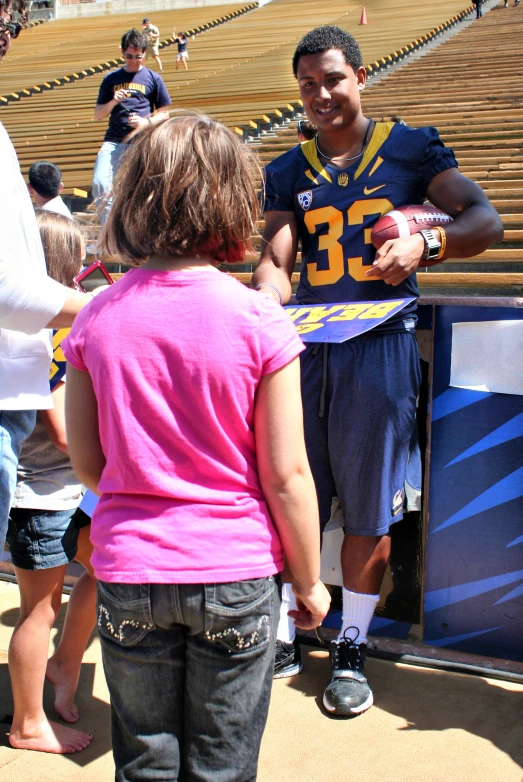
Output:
(254, 169), (504, 294)
(252, 210), (298, 305)
(366, 168), (504, 287)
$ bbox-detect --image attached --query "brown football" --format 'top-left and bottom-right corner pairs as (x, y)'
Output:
(371, 204), (453, 263)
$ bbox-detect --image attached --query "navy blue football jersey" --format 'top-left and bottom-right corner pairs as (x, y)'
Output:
(264, 122), (457, 328)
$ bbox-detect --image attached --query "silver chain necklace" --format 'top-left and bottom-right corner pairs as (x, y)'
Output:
(315, 119), (373, 163)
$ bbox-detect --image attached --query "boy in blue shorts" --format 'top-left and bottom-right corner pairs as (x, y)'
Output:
(253, 25), (502, 717)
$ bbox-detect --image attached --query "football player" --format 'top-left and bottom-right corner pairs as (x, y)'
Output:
(253, 25), (502, 717)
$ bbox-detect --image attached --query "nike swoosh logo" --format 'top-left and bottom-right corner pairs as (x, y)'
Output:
(363, 184), (386, 195)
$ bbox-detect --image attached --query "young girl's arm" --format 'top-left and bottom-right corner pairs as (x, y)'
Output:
(255, 357), (330, 630)
(40, 381), (68, 454)
(64, 364), (106, 494)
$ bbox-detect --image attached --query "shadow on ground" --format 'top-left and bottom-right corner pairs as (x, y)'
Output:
(0, 603), (111, 767)
(288, 645), (523, 771)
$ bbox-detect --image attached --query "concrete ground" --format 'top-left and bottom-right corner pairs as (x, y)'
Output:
(0, 580), (522, 782)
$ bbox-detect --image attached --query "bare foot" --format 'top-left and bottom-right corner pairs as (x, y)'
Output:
(9, 718), (92, 754)
(45, 657), (80, 723)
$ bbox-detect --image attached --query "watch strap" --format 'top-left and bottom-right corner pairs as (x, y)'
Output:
(420, 229), (441, 261)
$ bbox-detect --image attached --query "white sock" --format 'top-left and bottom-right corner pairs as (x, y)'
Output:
(337, 589), (379, 645)
(277, 582), (297, 643)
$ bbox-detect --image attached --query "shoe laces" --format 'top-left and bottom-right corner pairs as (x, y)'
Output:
(275, 640), (294, 664)
(330, 626), (366, 671)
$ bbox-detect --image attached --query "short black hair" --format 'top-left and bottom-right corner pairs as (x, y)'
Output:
(293, 25), (363, 77)
(121, 28), (147, 52)
(28, 161), (62, 199)
(297, 120), (317, 141)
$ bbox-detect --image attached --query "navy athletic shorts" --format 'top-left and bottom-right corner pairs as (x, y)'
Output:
(300, 330), (422, 537)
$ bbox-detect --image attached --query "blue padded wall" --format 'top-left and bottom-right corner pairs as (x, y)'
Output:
(425, 305), (523, 662)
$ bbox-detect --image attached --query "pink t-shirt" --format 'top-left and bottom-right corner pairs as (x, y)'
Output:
(63, 268), (304, 584)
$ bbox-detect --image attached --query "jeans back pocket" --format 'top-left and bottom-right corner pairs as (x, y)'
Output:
(97, 581), (155, 647)
(204, 576), (277, 655)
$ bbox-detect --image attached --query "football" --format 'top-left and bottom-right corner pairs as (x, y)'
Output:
(371, 204), (453, 250)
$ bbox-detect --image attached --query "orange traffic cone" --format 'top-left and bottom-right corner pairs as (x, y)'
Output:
(360, 6), (368, 24)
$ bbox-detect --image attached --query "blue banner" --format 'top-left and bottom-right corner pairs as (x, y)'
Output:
(285, 298), (415, 342)
(425, 305), (523, 662)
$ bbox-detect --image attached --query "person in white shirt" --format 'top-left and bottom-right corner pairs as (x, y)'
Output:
(0, 1), (90, 555)
(28, 160), (73, 219)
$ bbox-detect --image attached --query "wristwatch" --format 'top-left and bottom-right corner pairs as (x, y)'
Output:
(419, 229), (442, 262)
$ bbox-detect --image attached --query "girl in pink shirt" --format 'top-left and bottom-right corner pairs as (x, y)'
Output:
(63, 114), (330, 782)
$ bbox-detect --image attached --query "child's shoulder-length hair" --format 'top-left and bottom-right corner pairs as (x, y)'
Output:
(36, 210), (84, 288)
(101, 113), (262, 266)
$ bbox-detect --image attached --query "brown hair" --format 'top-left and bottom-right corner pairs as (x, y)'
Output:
(100, 113), (261, 266)
(36, 211), (84, 288)
(1, 0), (29, 21)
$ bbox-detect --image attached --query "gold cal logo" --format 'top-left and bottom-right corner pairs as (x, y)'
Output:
(338, 173), (349, 187)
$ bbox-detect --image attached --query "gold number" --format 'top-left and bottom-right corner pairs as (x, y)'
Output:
(359, 300), (404, 319)
(347, 198), (394, 281)
(304, 206), (344, 286)
(304, 199), (394, 286)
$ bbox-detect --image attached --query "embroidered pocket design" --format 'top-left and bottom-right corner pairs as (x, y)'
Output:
(205, 614), (270, 653)
(98, 603), (154, 644)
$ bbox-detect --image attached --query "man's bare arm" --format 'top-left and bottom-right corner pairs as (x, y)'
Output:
(127, 107), (170, 130)
(94, 89), (128, 121)
(46, 288), (91, 328)
(426, 167), (504, 258)
(252, 210), (298, 305)
(366, 168), (504, 287)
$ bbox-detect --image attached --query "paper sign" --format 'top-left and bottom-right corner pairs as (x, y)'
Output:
(50, 328), (70, 390)
(79, 489), (99, 519)
(285, 298), (415, 342)
(450, 320), (523, 396)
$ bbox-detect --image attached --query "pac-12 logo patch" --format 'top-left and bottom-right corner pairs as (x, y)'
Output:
(298, 190), (313, 211)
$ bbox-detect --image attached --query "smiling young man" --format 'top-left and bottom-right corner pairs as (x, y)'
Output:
(253, 25), (503, 717)
(92, 28), (171, 226)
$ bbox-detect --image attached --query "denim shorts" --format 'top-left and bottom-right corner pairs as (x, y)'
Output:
(97, 576), (280, 782)
(7, 506), (86, 570)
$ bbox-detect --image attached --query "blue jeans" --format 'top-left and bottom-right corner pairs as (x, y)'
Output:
(97, 576), (280, 782)
(0, 410), (36, 551)
(92, 141), (127, 226)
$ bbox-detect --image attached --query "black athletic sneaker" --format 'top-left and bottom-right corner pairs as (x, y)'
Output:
(273, 639), (302, 679)
(323, 628), (373, 717)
